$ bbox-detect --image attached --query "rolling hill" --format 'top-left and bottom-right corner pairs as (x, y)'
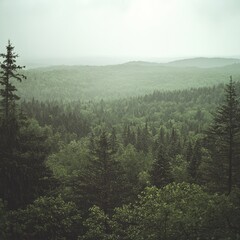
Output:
(15, 59), (240, 102)
(167, 57), (240, 68)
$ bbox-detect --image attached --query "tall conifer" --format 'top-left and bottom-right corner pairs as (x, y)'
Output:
(0, 40), (26, 120)
(208, 77), (240, 194)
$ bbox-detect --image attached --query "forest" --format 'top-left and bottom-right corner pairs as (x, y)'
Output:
(1, 41), (240, 240)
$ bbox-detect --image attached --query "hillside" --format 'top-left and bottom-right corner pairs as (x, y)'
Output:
(16, 60), (240, 101)
(167, 57), (240, 68)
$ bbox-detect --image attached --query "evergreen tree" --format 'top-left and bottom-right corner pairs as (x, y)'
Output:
(159, 127), (166, 145)
(185, 140), (193, 163)
(142, 122), (150, 152)
(153, 127), (166, 154)
(0, 42), (56, 209)
(109, 127), (118, 154)
(122, 125), (129, 147)
(207, 77), (240, 194)
(168, 127), (181, 159)
(0, 40), (26, 120)
(68, 131), (128, 215)
(150, 145), (172, 188)
(0, 119), (57, 209)
(187, 139), (202, 182)
(0, 41), (26, 150)
(136, 127), (142, 151)
(3, 196), (81, 240)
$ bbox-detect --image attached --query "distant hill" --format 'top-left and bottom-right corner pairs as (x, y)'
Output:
(16, 60), (240, 102)
(122, 61), (161, 66)
(167, 57), (240, 68)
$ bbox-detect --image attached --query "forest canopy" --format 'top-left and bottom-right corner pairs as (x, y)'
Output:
(0, 42), (240, 240)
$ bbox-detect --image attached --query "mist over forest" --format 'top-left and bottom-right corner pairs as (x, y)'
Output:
(1, 0), (240, 239)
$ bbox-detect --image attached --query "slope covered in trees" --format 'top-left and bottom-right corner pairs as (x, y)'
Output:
(167, 57), (240, 68)
(15, 61), (240, 101)
(1, 42), (240, 239)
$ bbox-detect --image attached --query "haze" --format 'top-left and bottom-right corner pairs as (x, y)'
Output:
(1, 0), (240, 66)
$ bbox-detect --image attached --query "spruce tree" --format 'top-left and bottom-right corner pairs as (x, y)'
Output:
(69, 131), (128, 215)
(0, 41), (26, 150)
(0, 42), (56, 210)
(187, 139), (202, 182)
(110, 127), (118, 154)
(150, 145), (172, 188)
(207, 77), (240, 194)
(0, 40), (26, 120)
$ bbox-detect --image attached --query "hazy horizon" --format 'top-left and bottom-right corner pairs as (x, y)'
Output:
(1, 0), (240, 66)
(15, 55), (240, 69)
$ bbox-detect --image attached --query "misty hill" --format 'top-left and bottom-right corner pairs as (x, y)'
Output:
(167, 57), (240, 68)
(17, 61), (240, 101)
(122, 61), (161, 66)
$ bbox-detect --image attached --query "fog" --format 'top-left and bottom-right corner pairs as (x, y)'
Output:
(1, 0), (240, 66)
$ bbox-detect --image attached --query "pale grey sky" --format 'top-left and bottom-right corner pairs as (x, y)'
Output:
(0, 0), (240, 65)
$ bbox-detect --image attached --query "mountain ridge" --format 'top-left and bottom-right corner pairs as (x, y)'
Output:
(16, 59), (240, 102)
(167, 57), (240, 68)
(26, 57), (240, 71)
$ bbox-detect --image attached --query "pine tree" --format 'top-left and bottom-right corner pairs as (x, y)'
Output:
(207, 77), (240, 194)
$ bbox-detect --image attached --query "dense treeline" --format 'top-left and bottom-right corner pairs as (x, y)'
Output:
(21, 83), (230, 137)
(16, 61), (240, 101)
(1, 42), (240, 239)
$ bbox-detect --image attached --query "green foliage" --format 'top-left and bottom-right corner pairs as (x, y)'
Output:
(21, 99), (91, 138)
(112, 183), (234, 240)
(150, 145), (173, 187)
(228, 188), (240, 235)
(3, 196), (82, 240)
(83, 206), (114, 240)
(1, 41), (240, 240)
(66, 132), (130, 215)
(16, 62), (240, 101)
(118, 144), (151, 193)
(187, 139), (202, 181)
(207, 78), (240, 194)
(0, 199), (7, 239)
(47, 139), (90, 178)
(168, 57), (240, 68)
(22, 83), (229, 148)
(170, 154), (188, 183)
(0, 118), (57, 209)
(0, 40), (26, 119)
(0, 43), (57, 211)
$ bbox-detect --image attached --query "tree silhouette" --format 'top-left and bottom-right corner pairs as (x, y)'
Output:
(0, 40), (26, 120)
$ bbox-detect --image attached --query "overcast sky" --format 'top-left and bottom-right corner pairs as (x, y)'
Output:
(0, 0), (240, 65)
